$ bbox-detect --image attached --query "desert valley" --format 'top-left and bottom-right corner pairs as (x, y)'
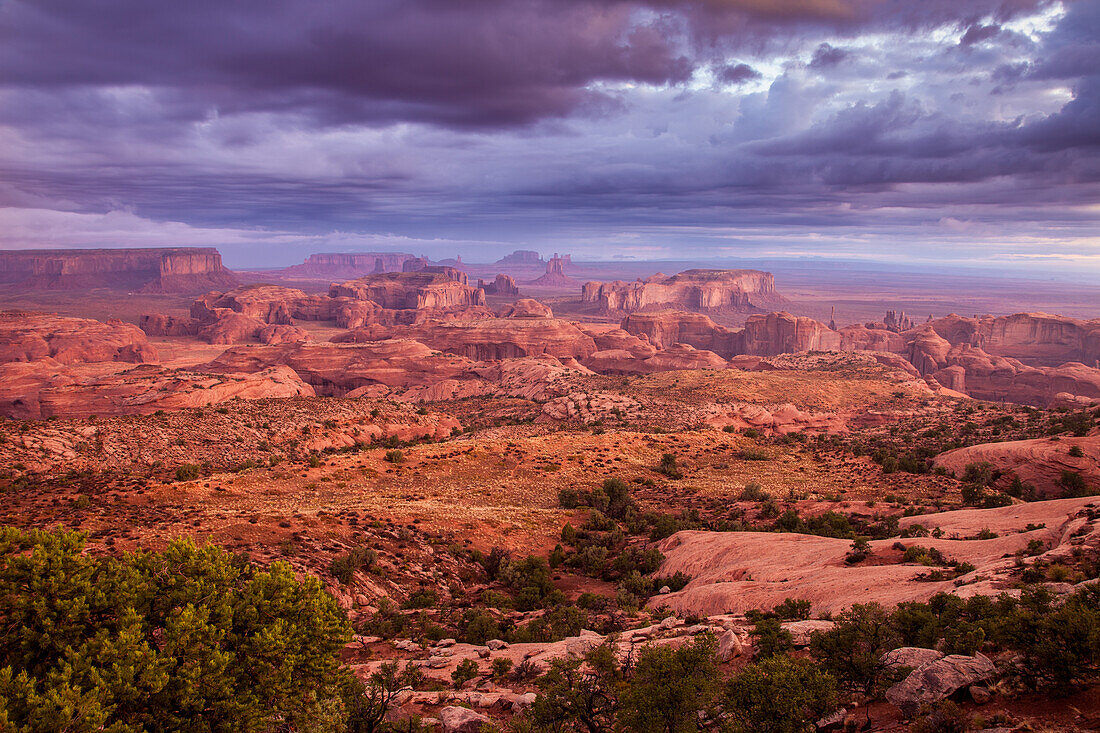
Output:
(0, 246), (1098, 731)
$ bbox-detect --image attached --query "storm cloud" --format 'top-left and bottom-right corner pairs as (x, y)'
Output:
(0, 0), (1095, 267)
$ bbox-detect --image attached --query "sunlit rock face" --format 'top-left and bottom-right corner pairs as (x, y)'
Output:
(0, 247), (238, 293)
(582, 269), (784, 315)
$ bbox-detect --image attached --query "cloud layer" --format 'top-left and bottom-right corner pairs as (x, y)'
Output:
(0, 0), (1095, 267)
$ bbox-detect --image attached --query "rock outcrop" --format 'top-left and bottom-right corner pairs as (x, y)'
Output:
(202, 340), (478, 396)
(582, 269), (784, 314)
(620, 311), (741, 357)
(334, 318), (597, 362)
(278, 252), (420, 279)
(652, 496), (1100, 615)
(495, 250), (542, 265)
(330, 271), (484, 310)
(740, 311), (841, 355)
(478, 274), (520, 296)
(886, 654), (996, 718)
(0, 311), (158, 364)
(0, 362), (313, 420)
(501, 299), (553, 319)
(935, 436), (1099, 499)
(0, 248), (238, 293)
(529, 253), (576, 286)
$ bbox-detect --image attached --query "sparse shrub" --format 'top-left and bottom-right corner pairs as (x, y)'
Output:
(657, 453), (683, 479)
(329, 546), (377, 585)
(174, 463), (202, 481)
(739, 482), (770, 502)
(451, 658), (479, 689)
(384, 449), (405, 464)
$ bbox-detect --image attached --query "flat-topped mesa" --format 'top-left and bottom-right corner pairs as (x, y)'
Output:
(0, 247), (238, 293)
(496, 249), (543, 265)
(582, 268), (784, 314)
(279, 252), (419, 279)
(329, 271), (485, 310)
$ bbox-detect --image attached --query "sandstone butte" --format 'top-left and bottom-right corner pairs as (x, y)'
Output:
(328, 270), (485, 310)
(478, 274), (520, 296)
(276, 251), (421, 279)
(0, 247), (238, 293)
(582, 268), (785, 314)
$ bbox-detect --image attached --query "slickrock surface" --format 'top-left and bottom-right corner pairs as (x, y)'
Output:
(0, 310), (158, 364)
(936, 436), (1100, 498)
(654, 497), (1100, 615)
(0, 247), (238, 292)
(0, 362), (313, 419)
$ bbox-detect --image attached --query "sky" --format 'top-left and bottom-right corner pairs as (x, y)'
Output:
(0, 0), (1097, 270)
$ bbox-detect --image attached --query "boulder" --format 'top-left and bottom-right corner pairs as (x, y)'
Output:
(716, 629), (745, 662)
(439, 706), (492, 733)
(882, 647), (944, 671)
(885, 653), (996, 718)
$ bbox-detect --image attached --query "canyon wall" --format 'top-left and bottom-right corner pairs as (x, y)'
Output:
(279, 252), (420, 279)
(582, 269), (784, 314)
(0, 248), (238, 293)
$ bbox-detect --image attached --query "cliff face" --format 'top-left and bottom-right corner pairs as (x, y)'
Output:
(0, 248), (238, 293)
(280, 252), (419, 278)
(621, 311), (741, 358)
(582, 269), (784, 314)
(329, 272), (485, 310)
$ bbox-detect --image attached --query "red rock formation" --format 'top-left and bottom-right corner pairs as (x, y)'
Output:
(584, 343), (727, 374)
(479, 274), (520, 295)
(333, 318), (597, 362)
(191, 284), (306, 324)
(0, 311), (158, 364)
(278, 252), (419, 279)
(620, 311), (741, 357)
(582, 269), (784, 314)
(329, 271), (485, 310)
(740, 311), (840, 355)
(0, 362), (312, 420)
(496, 250), (543, 265)
(0, 248), (238, 293)
(529, 254), (577, 286)
(501, 299), (553, 318)
(936, 437), (1099, 499)
(201, 340), (479, 395)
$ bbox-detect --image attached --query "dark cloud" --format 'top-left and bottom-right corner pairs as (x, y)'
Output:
(960, 23), (1002, 46)
(717, 63), (763, 83)
(0, 0), (1095, 266)
(809, 43), (850, 67)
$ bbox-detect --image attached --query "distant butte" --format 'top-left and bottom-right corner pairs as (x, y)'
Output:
(0, 247), (238, 293)
(582, 268), (785, 314)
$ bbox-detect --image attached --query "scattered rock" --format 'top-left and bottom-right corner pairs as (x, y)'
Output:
(439, 706), (492, 733)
